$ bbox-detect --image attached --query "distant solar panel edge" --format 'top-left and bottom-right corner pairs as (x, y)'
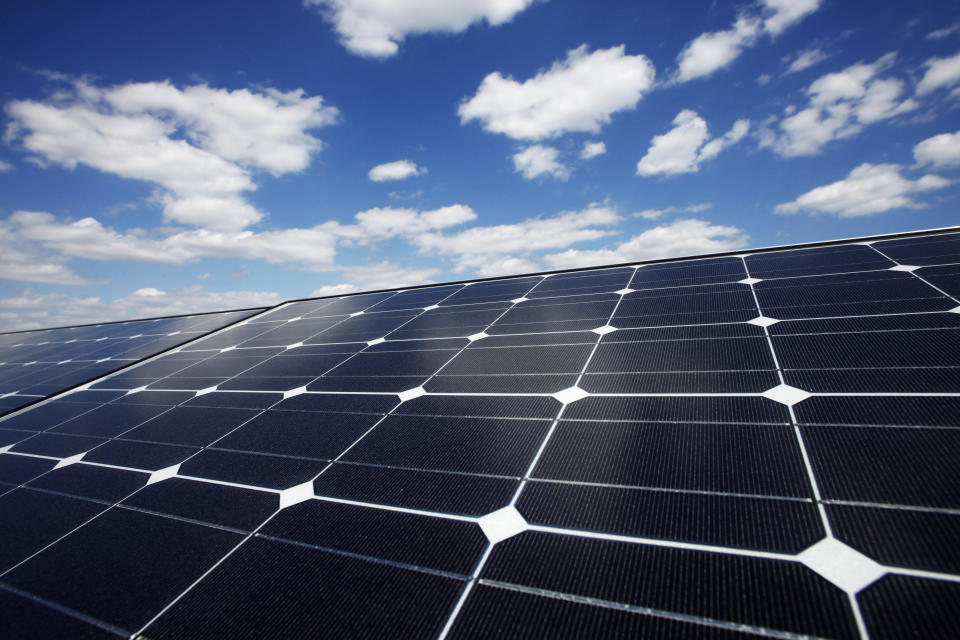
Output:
(0, 306), (272, 419)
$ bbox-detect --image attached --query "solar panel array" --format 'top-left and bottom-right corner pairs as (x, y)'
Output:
(1, 229), (959, 639)
(0, 310), (262, 416)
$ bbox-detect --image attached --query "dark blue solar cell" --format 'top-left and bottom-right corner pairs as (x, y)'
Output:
(534, 421), (812, 497)
(746, 244), (893, 278)
(0, 489), (106, 572)
(519, 481), (823, 553)
(450, 584), (758, 639)
(828, 504), (960, 573)
(327, 349), (455, 377)
(859, 574), (960, 640)
(425, 373), (578, 393)
(774, 328), (960, 369)
(313, 462), (516, 515)
(141, 537), (463, 639)
(262, 499), (486, 574)
(873, 232), (960, 265)
(122, 406), (259, 447)
(628, 257), (746, 290)
(215, 409), (380, 459)
(184, 391), (282, 409)
(273, 392), (396, 415)
(51, 403), (173, 438)
(803, 425), (960, 508)
(3, 507), (242, 632)
(123, 478), (276, 531)
(0, 429), (32, 448)
(441, 344), (593, 375)
(0, 587), (121, 639)
(342, 414), (551, 476)
(562, 396), (790, 424)
(0, 455), (57, 485)
(917, 263), (960, 297)
(12, 433), (105, 457)
(82, 440), (197, 471)
(0, 401), (97, 432)
(395, 394), (559, 419)
(28, 464), (146, 502)
(180, 449), (325, 490)
(483, 532), (858, 639)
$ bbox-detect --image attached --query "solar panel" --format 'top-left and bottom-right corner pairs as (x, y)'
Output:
(1, 228), (959, 638)
(0, 309), (264, 416)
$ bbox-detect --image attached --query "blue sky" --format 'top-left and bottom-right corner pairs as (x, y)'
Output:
(1, 0), (959, 330)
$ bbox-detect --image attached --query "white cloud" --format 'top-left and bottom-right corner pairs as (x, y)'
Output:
(636, 110), (749, 176)
(633, 203), (713, 220)
(475, 256), (540, 277)
(304, 0), (538, 58)
(0, 160), (13, 172)
(761, 0), (821, 36)
(916, 51), (960, 95)
(336, 262), (439, 290)
(914, 130), (960, 168)
(5, 77), (337, 231)
(761, 53), (918, 157)
(783, 47), (829, 75)
(676, 16), (761, 83)
(512, 144), (570, 180)
(757, 73), (773, 86)
(675, 0), (822, 83)
(581, 141), (606, 159)
(459, 44), (655, 140)
(415, 203), (621, 271)
(0, 204), (476, 284)
(544, 219), (748, 269)
(310, 283), (361, 297)
(345, 204), (477, 239)
(927, 23), (960, 40)
(774, 163), (951, 217)
(0, 287), (284, 332)
(368, 159), (426, 182)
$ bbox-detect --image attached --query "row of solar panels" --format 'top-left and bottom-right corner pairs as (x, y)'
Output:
(0, 227), (958, 639)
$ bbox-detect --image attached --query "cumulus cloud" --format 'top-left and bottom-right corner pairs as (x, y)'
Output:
(368, 159), (426, 182)
(5, 77), (337, 231)
(783, 47), (829, 75)
(636, 110), (749, 176)
(0, 160), (13, 172)
(303, 0), (538, 58)
(761, 0), (822, 36)
(0, 287), (285, 332)
(0, 204), (476, 284)
(310, 283), (361, 297)
(759, 53), (918, 157)
(335, 262), (440, 290)
(343, 204), (477, 240)
(544, 219), (748, 269)
(914, 130), (960, 169)
(415, 203), (621, 272)
(916, 50), (960, 96)
(633, 203), (712, 220)
(581, 141), (606, 159)
(512, 144), (570, 180)
(675, 0), (822, 83)
(774, 163), (951, 217)
(459, 44), (655, 140)
(927, 23), (960, 40)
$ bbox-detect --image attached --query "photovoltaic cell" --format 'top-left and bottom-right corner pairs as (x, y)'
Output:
(0, 227), (959, 638)
(0, 308), (263, 417)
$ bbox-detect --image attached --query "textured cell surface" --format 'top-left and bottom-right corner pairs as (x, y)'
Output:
(1, 228), (958, 638)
